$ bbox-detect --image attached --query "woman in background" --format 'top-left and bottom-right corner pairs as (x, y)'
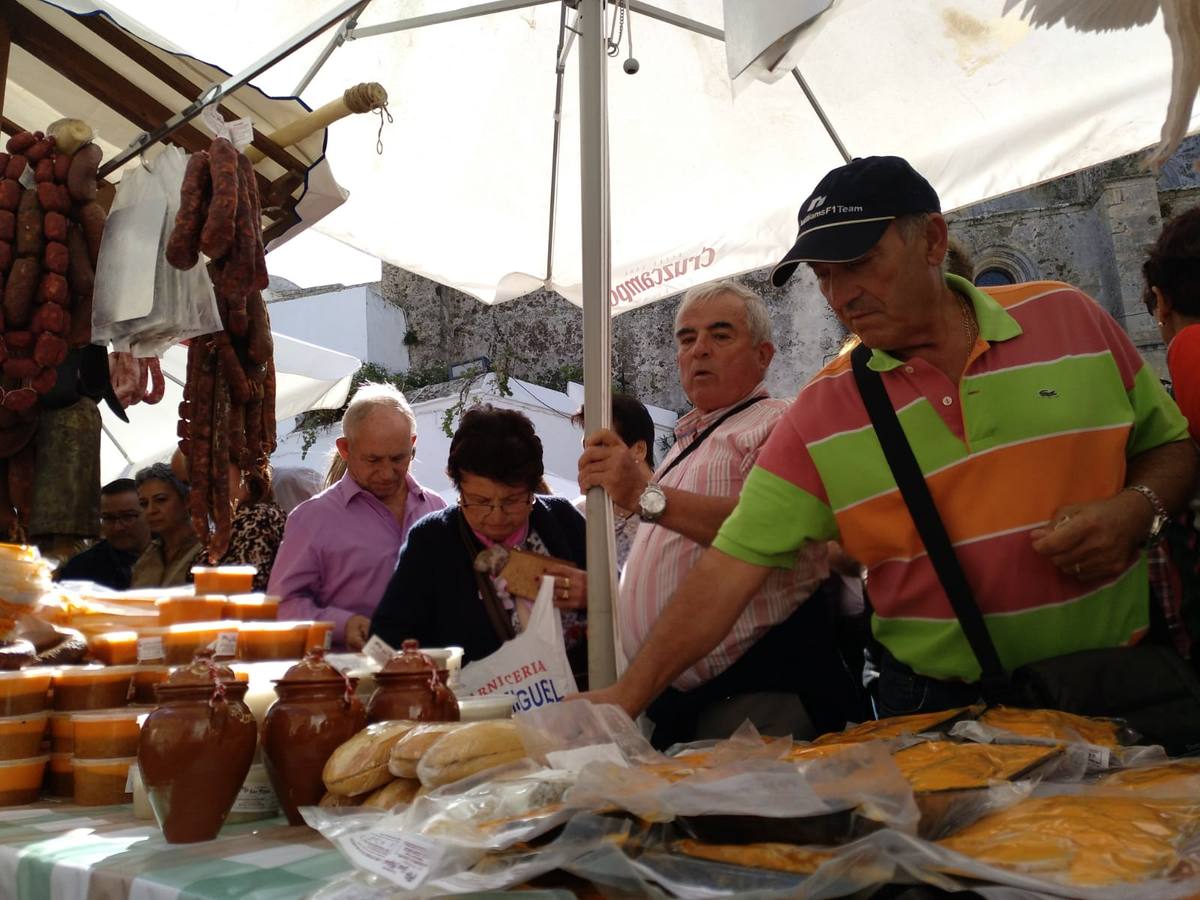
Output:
(130, 463), (202, 588)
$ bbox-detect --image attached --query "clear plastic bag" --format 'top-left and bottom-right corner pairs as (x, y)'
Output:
(92, 147), (220, 356)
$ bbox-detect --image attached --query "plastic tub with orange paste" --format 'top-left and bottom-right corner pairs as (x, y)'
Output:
(52, 665), (137, 711)
(129, 666), (169, 705)
(223, 593), (280, 622)
(49, 711), (73, 753)
(71, 709), (142, 759)
(237, 621), (310, 661)
(0, 756), (48, 806)
(46, 752), (72, 797)
(88, 631), (139, 666)
(156, 595), (227, 626)
(192, 565), (256, 595)
(0, 711), (47, 761)
(162, 622), (239, 664)
(0, 669), (52, 716)
(72, 756), (134, 806)
(305, 621), (333, 653)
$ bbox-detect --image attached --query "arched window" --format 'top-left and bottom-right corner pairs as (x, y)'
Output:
(975, 267), (1017, 287)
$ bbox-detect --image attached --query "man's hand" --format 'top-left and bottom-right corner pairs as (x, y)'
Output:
(544, 564), (587, 610)
(578, 428), (653, 511)
(1030, 491), (1154, 581)
(570, 681), (643, 718)
(345, 615), (371, 651)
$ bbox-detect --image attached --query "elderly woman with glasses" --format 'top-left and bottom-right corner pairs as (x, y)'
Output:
(130, 462), (204, 589)
(371, 405), (589, 686)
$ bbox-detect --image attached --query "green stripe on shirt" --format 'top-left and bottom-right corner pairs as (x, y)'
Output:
(713, 466), (835, 568)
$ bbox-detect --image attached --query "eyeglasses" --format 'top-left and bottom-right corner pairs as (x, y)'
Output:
(459, 493), (533, 515)
(100, 511), (142, 525)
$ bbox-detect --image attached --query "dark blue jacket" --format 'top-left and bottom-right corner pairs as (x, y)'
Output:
(370, 497), (587, 668)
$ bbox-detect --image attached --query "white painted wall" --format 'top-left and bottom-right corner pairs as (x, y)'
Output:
(267, 285), (410, 372)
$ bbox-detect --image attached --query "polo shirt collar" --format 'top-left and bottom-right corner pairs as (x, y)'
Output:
(866, 273), (1023, 372)
(675, 382), (770, 439)
(334, 471), (427, 506)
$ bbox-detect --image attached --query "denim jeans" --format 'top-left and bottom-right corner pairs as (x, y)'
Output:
(874, 649), (983, 719)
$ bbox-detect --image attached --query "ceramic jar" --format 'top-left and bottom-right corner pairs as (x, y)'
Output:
(366, 640), (459, 724)
(262, 648), (366, 826)
(137, 649), (257, 843)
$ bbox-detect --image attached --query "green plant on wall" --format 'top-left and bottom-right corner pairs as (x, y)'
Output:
(293, 362), (448, 457)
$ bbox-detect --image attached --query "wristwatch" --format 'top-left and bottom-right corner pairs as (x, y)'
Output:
(637, 483), (667, 523)
(1125, 484), (1169, 547)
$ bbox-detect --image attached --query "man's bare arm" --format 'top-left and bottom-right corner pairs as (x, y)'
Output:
(578, 547), (770, 716)
(1126, 439), (1198, 515)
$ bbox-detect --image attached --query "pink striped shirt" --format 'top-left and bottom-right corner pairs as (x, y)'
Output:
(619, 382), (829, 690)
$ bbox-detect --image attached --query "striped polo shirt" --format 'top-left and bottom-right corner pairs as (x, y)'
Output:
(713, 277), (1189, 682)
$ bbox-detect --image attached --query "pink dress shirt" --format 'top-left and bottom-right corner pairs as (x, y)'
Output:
(269, 472), (446, 647)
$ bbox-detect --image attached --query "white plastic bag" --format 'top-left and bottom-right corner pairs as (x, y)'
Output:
(456, 575), (578, 714)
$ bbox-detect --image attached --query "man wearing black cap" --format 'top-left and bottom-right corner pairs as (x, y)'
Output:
(582, 156), (1196, 722)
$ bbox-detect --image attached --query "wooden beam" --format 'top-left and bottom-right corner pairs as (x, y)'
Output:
(0, 13), (11, 123)
(77, 15), (311, 177)
(1, 115), (27, 137)
(262, 211), (300, 246)
(3, 0), (211, 154)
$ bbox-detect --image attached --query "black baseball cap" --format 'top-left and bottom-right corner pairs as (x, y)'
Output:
(771, 156), (941, 286)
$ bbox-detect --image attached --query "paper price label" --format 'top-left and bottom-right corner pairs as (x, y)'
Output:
(337, 831), (444, 889)
(212, 631), (238, 658)
(232, 782), (277, 813)
(1086, 745), (1111, 770)
(137, 636), (164, 662)
(18, 166), (36, 190)
(199, 103), (253, 149)
(361, 635), (395, 668)
(226, 118), (254, 150)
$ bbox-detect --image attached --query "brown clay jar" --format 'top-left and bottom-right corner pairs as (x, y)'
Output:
(138, 649), (257, 843)
(366, 639), (459, 724)
(262, 648), (366, 826)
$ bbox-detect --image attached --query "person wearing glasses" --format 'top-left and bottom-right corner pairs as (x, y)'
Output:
(55, 478), (152, 589)
(371, 405), (589, 686)
(271, 383), (446, 651)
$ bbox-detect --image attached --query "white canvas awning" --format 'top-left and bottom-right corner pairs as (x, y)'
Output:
(101, 332), (360, 483)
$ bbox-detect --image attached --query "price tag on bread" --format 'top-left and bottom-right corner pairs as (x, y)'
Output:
(474, 546), (573, 601)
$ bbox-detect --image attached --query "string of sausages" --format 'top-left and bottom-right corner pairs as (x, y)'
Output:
(167, 137), (275, 563)
(0, 128), (104, 539)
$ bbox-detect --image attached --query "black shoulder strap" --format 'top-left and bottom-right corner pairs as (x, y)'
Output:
(659, 395), (767, 482)
(849, 343), (1008, 691)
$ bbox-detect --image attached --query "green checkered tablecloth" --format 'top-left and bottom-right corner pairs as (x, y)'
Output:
(0, 801), (351, 899)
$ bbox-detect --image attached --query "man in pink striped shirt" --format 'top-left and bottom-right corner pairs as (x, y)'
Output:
(579, 281), (852, 748)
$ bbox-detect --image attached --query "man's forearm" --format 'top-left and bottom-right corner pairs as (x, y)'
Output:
(616, 547), (769, 714)
(655, 488), (738, 546)
(1126, 439), (1198, 515)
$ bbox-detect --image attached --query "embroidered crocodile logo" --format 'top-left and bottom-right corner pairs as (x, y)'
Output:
(1038, 389), (1058, 398)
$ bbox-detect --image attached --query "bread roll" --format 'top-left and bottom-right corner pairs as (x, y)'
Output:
(388, 722), (462, 778)
(416, 720), (527, 788)
(319, 791), (360, 809)
(322, 720), (418, 797)
(361, 778), (421, 810)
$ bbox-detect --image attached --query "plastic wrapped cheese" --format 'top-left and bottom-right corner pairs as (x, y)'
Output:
(979, 706), (1124, 748)
(939, 793), (1200, 887)
(893, 741), (1060, 792)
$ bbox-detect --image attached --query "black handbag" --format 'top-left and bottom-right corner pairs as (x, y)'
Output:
(850, 343), (1200, 755)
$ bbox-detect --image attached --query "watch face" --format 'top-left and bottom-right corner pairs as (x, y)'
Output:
(641, 486), (667, 517)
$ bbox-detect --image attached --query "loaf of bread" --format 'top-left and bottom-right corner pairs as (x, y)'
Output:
(361, 778), (421, 810)
(322, 720), (418, 797)
(388, 722), (462, 778)
(416, 720), (527, 788)
(318, 791), (360, 809)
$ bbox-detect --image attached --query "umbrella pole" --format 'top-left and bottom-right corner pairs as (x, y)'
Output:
(578, 0), (618, 691)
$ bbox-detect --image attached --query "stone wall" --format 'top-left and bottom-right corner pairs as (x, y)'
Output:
(382, 261), (844, 414)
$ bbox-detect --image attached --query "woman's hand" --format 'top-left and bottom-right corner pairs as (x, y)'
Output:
(544, 564), (587, 610)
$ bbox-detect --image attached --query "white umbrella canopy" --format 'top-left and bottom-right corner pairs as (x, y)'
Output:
(100, 333), (361, 483)
(102, 0), (1195, 312)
